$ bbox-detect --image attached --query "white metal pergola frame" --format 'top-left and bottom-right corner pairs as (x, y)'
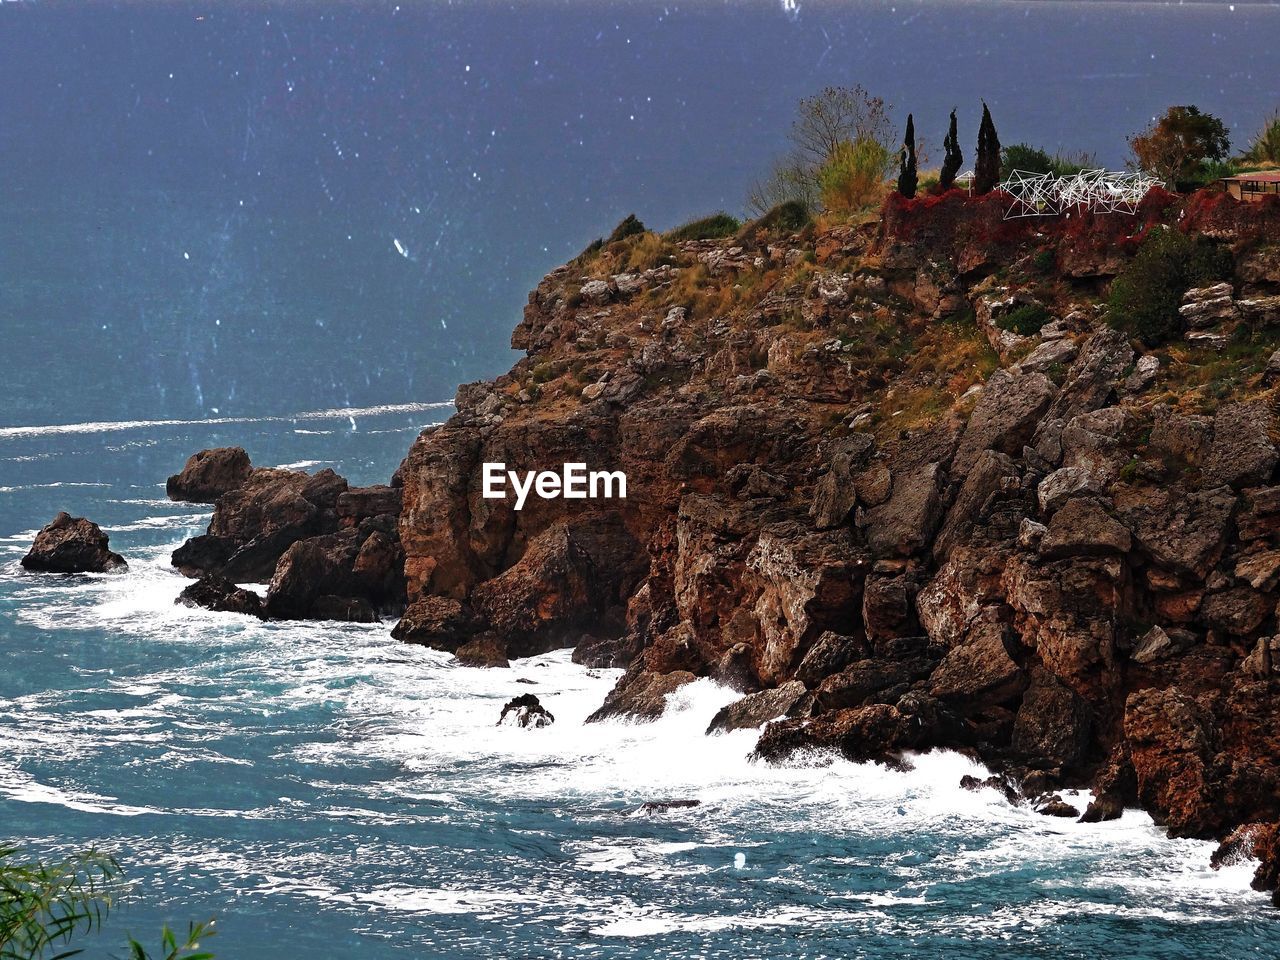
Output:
(999, 169), (1162, 220)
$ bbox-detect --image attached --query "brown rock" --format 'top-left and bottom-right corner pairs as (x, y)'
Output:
(1200, 586), (1272, 636)
(1202, 402), (1278, 490)
(455, 634), (510, 668)
(1113, 484), (1236, 580)
(587, 664), (696, 723)
(175, 574), (264, 618)
(166, 447), (253, 503)
(952, 370), (1056, 478)
(392, 596), (479, 651)
(706, 680), (807, 734)
(1038, 498), (1131, 559)
(21, 513), (126, 573)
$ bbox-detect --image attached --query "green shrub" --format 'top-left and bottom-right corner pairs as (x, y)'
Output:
(606, 214), (646, 244)
(997, 303), (1049, 336)
(666, 212), (742, 242)
(1002, 143), (1095, 179)
(817, 137), (892, 214)
(1108, 228), (1233, 346)
(1033, 248), (1057, 274)
(0, 845), (215, 959)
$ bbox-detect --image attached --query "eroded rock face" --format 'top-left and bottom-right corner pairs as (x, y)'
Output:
(383, 191), (1280, 900)
(169, 456), (406, 621)
(22, 513), (126, 573)
(706, 680), (807, 734)
(166, 447), (254, 503)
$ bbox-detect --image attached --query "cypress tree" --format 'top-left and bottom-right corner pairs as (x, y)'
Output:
(940, 109), (963, 190)
(897, 114), (918, 199)
(974, 102), (1001, 195)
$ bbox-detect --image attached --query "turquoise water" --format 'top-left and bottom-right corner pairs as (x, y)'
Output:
(1, 409), (1277, 958)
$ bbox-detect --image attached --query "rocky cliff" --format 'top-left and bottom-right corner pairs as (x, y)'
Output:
(162, 187), (1280, 901)
(389, 187), (1280, 901)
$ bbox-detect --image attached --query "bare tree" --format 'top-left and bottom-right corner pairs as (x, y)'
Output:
(789, 85), (894, 170)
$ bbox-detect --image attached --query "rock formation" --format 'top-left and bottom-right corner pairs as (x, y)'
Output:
(168, 452), (405, 622)
(22, 513), (126, 573)
(388, 188), (1280, 900)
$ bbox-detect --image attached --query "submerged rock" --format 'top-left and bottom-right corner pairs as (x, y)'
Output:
(21, 513), (126, 573)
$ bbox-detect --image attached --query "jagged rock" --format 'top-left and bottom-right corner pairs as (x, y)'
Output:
(21, 513), (126, 573)
(300, 468), (348, 509)
(1236, 548), (1280, 591)
(1238, 486), (1280, 541)
(1038, 497), (1131, 559)
(1113, 485), (1237, 579)
(795, 631), (865, 685)
(1122, 355), (1161, 393)
(1037, 798), (1082, 818)
(1202, 402), (1278, 490)
(814, 656), (936, 712)
(951, 370), (1056, 478)
(392, 596), (479, 651)
(1081, 743), (1137, 822)
(1018, 519), (1047, 550)
(809, 434), (875, 529)
(1131, 625), (1196, 665)
(471, 523), (606, 658)
(1242, 637), (1277, 678)
(455, 634), (510, 668)
(586, 664), (696, 723)
(1149, 406), (1211, 464)
(933, 450), (1021, 562)
(1011, 671), (1091, 771)
(960, 773), (1020, 805)
(928, 617), (1023, 709)
(166, 447), (253, 503)
(1178, 282), (1237, 328)
(1123, 687), (1219, 836)
(639, 799), (701, 814)
(175, 574), (264, 618)
(859, 462), (946, 558)
(1200, 586), (1271, 636)
(263, 533), (374, 621)
(706, 680), (807, 734)
(1014, 337), (1078, 375)
(498, 693), (554, 728)
(862, 574), (918, 642)
(1031, 327), (1133, 464)
(708, 642), (758, 693)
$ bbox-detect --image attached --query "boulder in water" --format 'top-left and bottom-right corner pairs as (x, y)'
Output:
(176, 574), (264, 618)
(21, 513), (126, 573)
(497, 693), (555, 728)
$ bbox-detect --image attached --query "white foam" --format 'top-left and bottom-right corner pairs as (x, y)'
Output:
(0, 401), (453, 441)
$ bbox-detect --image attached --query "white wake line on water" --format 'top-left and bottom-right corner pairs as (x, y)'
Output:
(0, 401), (455, 441)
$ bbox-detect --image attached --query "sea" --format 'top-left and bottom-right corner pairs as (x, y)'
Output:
(3, 0), (1280, 956)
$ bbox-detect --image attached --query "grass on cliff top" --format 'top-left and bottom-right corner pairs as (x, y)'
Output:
(866, 308), (1000, 434)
